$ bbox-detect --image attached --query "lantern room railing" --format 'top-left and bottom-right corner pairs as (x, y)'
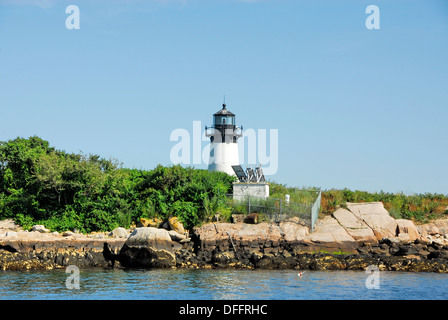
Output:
(205, 125), (243, 139)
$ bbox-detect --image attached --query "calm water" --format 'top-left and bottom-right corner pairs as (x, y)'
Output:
(1, 268), (447, 300)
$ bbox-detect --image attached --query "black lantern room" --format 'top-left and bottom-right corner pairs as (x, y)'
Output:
(206, 103), (242, 143)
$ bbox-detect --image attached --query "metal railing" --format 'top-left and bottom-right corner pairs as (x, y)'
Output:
(222, 189), (321, 231)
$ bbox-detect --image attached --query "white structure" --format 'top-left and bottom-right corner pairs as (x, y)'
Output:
(206, 103), (242, 176)
(232, 182), (270, 201)
(231, 165), (270, 200)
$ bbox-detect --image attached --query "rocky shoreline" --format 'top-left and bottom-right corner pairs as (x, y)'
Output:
(175, 236), (448, 272)
(1, 202), (448, 272)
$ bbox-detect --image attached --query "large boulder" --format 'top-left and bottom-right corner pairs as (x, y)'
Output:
(396, 219), (420, 242)
(306, 216), (358, 253)
(346, 202), (398, 240)
(332, 208), (377, 243)
(118, 227), (180, 268)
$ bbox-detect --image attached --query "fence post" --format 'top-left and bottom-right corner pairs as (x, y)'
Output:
(280, 199), (282, 215)
(311, 190), (322, 232)
(248, 196), (251, 215)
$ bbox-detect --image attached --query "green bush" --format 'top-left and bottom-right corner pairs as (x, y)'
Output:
(171, 200), (199, 230)
(0, 136), (235, 232)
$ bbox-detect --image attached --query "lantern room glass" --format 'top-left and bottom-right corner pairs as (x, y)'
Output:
(214, 115), (235, 125)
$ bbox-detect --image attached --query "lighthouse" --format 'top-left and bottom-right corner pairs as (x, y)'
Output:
(205, 103), (242, 176)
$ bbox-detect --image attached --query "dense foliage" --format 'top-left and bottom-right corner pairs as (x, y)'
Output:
(1, 137), (447, 233)
(0, 136), (234, 232)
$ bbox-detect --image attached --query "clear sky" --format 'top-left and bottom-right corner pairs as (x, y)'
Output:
(1, 0), (447, 194)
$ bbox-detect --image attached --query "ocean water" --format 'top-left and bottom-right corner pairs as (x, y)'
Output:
(0, 268), (447, 300)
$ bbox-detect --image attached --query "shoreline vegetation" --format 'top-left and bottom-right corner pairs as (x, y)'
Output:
(1, 136), (447, 234)
(1, 136), (448, 272)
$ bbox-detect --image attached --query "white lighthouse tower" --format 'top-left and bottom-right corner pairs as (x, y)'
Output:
(206, 103), (242, 176)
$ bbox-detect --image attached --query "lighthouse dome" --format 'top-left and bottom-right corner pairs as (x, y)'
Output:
(213, 104), (235, 125)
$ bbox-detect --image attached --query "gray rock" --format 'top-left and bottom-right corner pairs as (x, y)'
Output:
(109, 227), (128, 239)
(32, 225), (50, 233)
(168, 230), (187, 242)
(118, 227), (180, 268)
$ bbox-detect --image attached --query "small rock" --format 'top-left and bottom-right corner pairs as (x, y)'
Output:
(168, 230), (187, 241)
(32, 225), (50, 233)
(109, 227), (128, 238)
(63, 231), (74, 237)
(161, 221), (170, 230)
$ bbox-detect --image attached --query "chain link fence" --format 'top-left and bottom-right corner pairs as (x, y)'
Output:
(222, 189), (321, 231)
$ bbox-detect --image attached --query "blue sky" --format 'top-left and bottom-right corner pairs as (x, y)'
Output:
(0, 0), (447, 194)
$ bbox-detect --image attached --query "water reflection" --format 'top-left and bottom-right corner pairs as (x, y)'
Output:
(1, 269), (448, 300)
